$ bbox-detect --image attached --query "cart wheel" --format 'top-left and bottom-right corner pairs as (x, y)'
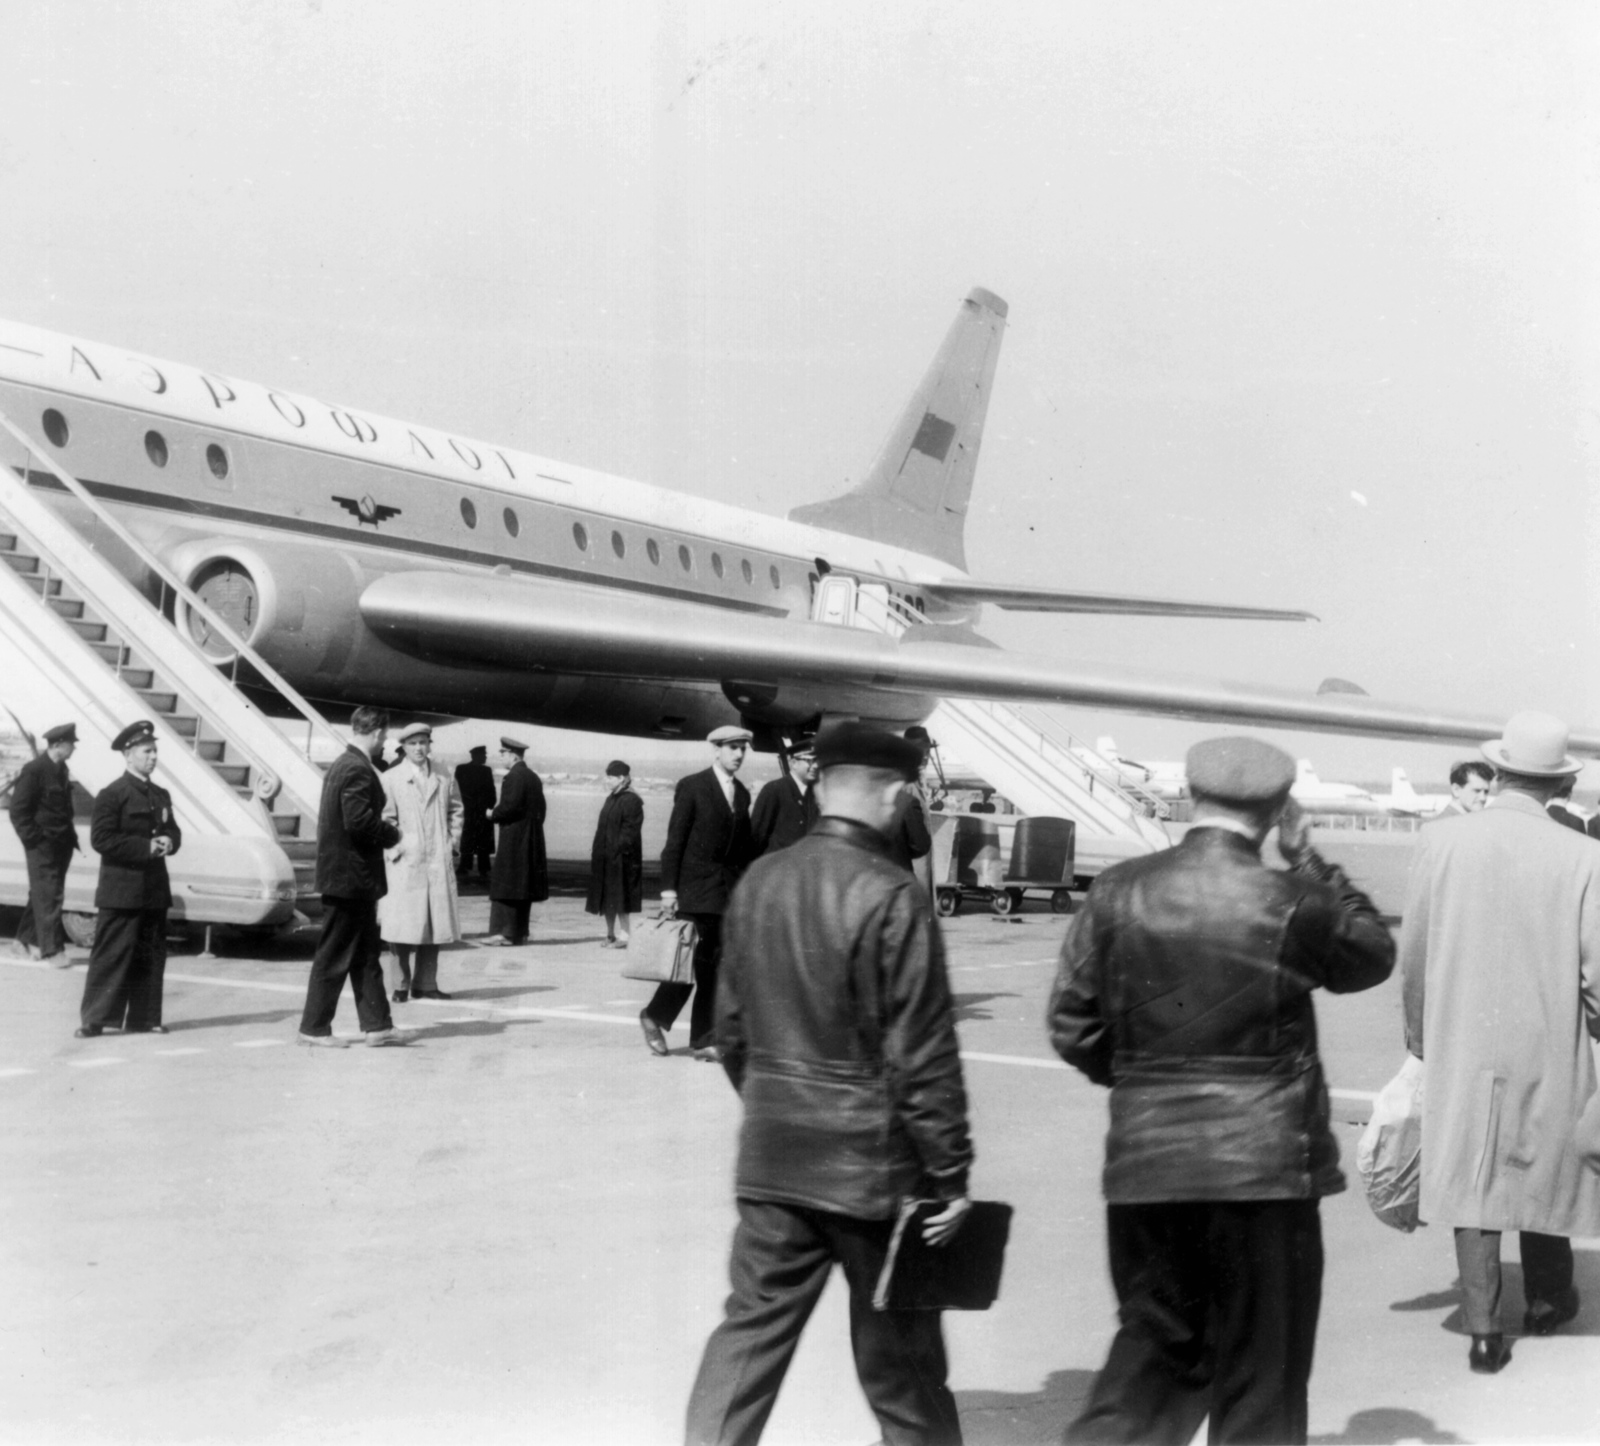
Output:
(935, 888), (962, 918)
(62, 911), (96, 949)
(1050, 889), (1076, 915)
(991, 888), (1023, 917)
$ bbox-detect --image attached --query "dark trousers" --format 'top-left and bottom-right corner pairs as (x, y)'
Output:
(488, 898), (532, 944)
(685, 1198), (962, 1446)
(80, 908), (168, 1030)
(1454, 1227), (1574, 1335)
(300, 896), (393, 1036)
(645, 912), (722, 1047)
(18, 839), (75, 957)
(459, 849), (491, 878)
(1067, 1199), (1323, 1446)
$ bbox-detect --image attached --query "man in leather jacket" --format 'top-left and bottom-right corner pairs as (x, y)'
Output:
(685, 721), (973, 1446)
(1049, 736), (1394, 1446)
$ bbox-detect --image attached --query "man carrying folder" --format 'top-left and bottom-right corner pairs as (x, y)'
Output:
(685, 722), (974, 1446)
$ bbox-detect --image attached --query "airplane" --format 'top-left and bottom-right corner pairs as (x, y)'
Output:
(1287, 760), (1381, 816)
(1, 287), (1596, 754)
(1373, 767), (1450, 818)
(1081, 736), (1189, 800)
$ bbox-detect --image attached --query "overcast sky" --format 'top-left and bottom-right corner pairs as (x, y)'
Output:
(2, 2), (1596, 782)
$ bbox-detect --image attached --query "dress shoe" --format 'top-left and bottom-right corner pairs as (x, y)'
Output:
(73, 1025), (102, 1039)
(639, 1011), (669, 1057)
(477, 934), (512, 947)
(127, 1024), (169, 1035)
(392, 988), (409, 1003)
(365, 1027), (415, 1047)
(1468, 1333), (1512, 1373)
(1524, 1287), (1580, 1336)
(41, 951), (71, 969)
(296, 1031), (348, 1048)
(692, 1045), (722, 1064)
(415, 989), (452, 1000)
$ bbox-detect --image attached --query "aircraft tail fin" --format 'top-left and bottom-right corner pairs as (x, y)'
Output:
(1390, 767), (1420, 806)
(789, 288), (1007, 570)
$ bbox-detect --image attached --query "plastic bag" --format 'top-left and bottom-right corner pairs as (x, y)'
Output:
(1357, 1053), (1424, 1232)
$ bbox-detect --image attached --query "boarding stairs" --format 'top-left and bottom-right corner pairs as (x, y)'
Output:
(0, 414), (341, 909)
(815, 575), (1170, 855)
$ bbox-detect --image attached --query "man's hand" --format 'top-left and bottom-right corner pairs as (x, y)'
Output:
(1277, 798), (1313, 865)
(920, 1196), (972, 1247)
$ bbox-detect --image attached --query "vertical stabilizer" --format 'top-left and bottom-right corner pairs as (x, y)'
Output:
(790, 288), (1007, 570)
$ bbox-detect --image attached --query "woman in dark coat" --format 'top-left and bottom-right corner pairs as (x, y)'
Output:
(586, 760), (644, 946)
(485, 738), (548, 946)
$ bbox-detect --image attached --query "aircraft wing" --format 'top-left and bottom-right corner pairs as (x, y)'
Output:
(358, 571), (1600, 752)
(920, 580), (1317, 621)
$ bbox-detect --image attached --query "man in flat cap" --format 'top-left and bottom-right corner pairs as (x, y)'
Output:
(8, 721), (80, 967)
(641, 723), (755, 1060)
(454, 744), (497, 889)
(483, 737), (548, 946)
(1400, 711), (1600, 1374)
(1050, 735), (1394, 1444)
(748, 734), (819, 858)
(686, 721), (972, 1446)
(587, 760), (643, 946)
(298, 706), (410, 1047)
(77, 721), (182, 1037)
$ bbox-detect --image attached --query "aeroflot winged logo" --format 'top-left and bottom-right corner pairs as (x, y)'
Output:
(333, 494), (402, 527)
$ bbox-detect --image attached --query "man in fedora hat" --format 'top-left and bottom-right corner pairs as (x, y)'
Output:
(8, 721), (80, 967)
(1050, 735), (1395, 1444)
(1400, 710), (1600, 1374)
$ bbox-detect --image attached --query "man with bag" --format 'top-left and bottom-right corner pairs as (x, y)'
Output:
(1399, 710), (1600, 1374)
(1049, 736), (1394, 1445)
(684, 721), (972, 1446)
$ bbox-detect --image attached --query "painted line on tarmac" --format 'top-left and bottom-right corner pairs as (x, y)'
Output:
(0, 1066), (35, 1077)
(234, 1038), (286, 1049)
(154, 1048), (207, 1057)
(66, 1056), (125, 1068)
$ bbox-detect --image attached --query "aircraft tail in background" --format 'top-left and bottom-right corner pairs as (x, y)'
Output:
(789, 288), (1008, 571)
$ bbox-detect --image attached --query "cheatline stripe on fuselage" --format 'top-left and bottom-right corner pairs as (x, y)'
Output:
(17, 470), (791, 618)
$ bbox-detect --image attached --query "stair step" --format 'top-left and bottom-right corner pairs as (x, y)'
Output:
(70, 619), (108, 643)
(280, 838), (317, 857)
(0, 532), (16, 551)
(1, 551), (39, 575)
(47, 596), (84, 620)
(167, 715), (198, 740)
(90, 642), (125, 667)
(272, 814), (304, 840)
(137, 690), (179, 714)
(196, 740), (227, 762)
(118, 668), (154, 690)
(215, 764), (251, 788)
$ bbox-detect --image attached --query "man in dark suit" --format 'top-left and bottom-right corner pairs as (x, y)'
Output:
(641, 724), (755, 1061)
(9, 720), (80, 967)
(749, 735), (819, 857)
(1548, 775), (1587, 833)
(297, 706), (410, 1048)
(77, 721), (182, 1037)
(454, 744), (497, 886)
(484, 737), (547, 945)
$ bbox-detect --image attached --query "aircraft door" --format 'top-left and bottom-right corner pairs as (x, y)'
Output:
(813, 574), (856, 627)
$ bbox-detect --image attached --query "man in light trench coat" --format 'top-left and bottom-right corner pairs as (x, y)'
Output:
(1400, 710), (1600, 1374)
(378, 721), (464, 1001)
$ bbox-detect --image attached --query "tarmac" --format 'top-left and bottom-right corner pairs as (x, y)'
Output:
(3, 887), (1598, 1446)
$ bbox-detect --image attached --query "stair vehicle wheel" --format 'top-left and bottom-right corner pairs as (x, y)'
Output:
(61, 911), (96, 948)
(991, 888), (1023, 917)
(934, 887), (962, 918)
(1050, 888), (1076, 916)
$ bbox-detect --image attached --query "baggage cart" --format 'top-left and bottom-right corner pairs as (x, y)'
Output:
(930, 814), (1077, 917)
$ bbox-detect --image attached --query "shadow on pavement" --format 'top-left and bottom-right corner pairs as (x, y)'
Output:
(415, 1019), (516, 1040)
(164, 1007), (301, 1031)
(1310, 1407), (1465, 1443)
(952, 992), (1018, 1023)
(1394, 1252), (1600, 1337)
(956, 1368), (1097, 1444)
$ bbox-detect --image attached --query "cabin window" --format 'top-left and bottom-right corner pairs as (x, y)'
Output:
(711, 553), (725, 579)
(503, 507), (520, 538)
(144, 431), (168, 468)
(741, 559), (753, 585)
(646, 538), (660, 566)
(205, 443), (230, 480)
(573, 522), (589, 552)
(460, 498), (477, 528)
(41, 409), (68, 447)
(769, 565), (781, 590)
(611, 530), (626, 559)
(678, 544), (693, 572)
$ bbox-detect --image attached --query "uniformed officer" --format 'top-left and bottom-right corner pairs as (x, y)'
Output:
(8, 721), (81, 967)
(77, 721), (181, 1038)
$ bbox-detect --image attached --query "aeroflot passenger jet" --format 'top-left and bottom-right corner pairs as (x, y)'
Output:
(0, 289), (1586, 751)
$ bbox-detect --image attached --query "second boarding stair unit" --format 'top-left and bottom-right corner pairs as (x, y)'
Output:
(815, 574), (1171, 873)
(0, 410), (341, 925)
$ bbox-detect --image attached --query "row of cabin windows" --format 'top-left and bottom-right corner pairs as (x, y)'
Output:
(41, 406), (785, 594)
(458, 494), (782, 590)
(43, 406), (231, 481)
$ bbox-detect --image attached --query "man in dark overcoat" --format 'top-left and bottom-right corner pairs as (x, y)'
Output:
(1049, 737), (1395, 1445)
(586, 759), (643, 945)
(454, 744), (497, 886)
(685, 722), (973, 1446)
(640, 724), (755, 1061)
(297, 706), (409, 1048)
(748, 735), (819, 857)
(485, 737), (547, 945)
(77, 721), (182, 1037)
(9, 720), (80, 966)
